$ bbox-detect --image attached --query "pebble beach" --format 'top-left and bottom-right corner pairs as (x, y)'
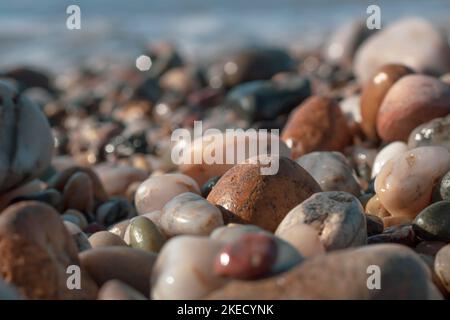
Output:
(1, 0), (450, 300)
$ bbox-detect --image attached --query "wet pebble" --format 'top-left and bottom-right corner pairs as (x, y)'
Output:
(214, 233), (278, 280)
(129, 216), (166, 252)
(439, 171), (450, 201)
(375, 146), (450, 218)
(413, 201), (450, 242)
(88, 231), (127, 248)
(161, 192), (223, 237)
(408, 115), (450, 151)
(276, 191), (367, 251)
(207, 156), (321, 232)
(134, 173), (200, 214)
(368, 224), (418, 247)
(296, 151), (360, 196)
(371, 141), (407, 178)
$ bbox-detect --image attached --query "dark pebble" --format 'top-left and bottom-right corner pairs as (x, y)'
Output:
(365, 214), (384, 236)
(413, 201), (450, 242)
(201, 176), (221, 198)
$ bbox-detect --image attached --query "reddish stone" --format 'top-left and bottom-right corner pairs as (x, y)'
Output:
(214, 234), (277, 280)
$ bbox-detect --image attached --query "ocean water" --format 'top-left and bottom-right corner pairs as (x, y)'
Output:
(0, 0), (449, 71)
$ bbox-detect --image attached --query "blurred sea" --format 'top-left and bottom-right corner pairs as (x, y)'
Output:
(0, 0), (450, 71)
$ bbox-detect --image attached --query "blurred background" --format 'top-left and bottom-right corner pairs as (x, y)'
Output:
(1, 0), (450, 71)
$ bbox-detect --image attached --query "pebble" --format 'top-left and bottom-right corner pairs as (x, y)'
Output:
(0, 80), (53, 194)
(9, 188), (62, 211)
(98, 280), (147, 300)
(179, 131), (290, 186)
(129, 216), (166, 252)
(415, 241), (447, 256)
(0, 201), (97, 299)
(0, 278), (22, 300)
(224, 77), (311, 123)
(88, 231), (127, 248)
(62, 209), (89, 230)
(323, 20), (374, 67)
(151, 235), (226, 299)
(62, 172), (95, 213)
(207, 156), (321, 232)
(276, 191), (367, 251)
(275, 223), (325, 257)
(107, 219), (130, 238)
(440, 171), (450, 201)
(160, 192), (223, 237)
(408, 115), (450, 151)
(434, 244), (450, 293)
(413, 201), (450, 242)
(0, 179), (45, 211)
(376, 74), (450, 142)
(214, 233), (278, 280)
(366, 214), (384, 236)
(80, 246), (157, 297)
(134, 173), (200, 214)
(296, 151), (360, 196)
(63, 221), (92, 252)
(368, 223), (418, 247)
(375, 146), (450, 218)
(207, 244), (441, 299)
(95, 197), (136, 227)
(201, 176), (221, 198)
(339, 94), (362, 136)
(281, 96), (352, 159)
(360, 64), (414, 141)
(371, 141), (408, 179)
(354, 17), (450, 83)
(94, 163), (148, 197)
(208, 48), (295, 88)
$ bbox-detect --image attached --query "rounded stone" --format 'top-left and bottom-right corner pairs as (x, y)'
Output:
(93, 164), (148, 197)
(376, 74), (450, 142)
(354, 17), (450, 84)
(88, 231), (127, 248)
(10, 188), (62, 211)
(275, 223), (325, 257)
(371, 141), (408, 179)
(62, 172), (95, 213)
(201, 176), (221, 198)
(151, 235), (225, 300)
(80, 247), (157, 297)
(160, 192), (223, 237)
(207, 244), (441, 299)
(434, 245), (450, 293)
(214, 233), (278, 280)
(360, 64), (414, 141)
(107, 219), (130, 238)
(276, 191), (367, 251)
(375, 146), (450, 218)
(366, 214), (384, 236)
(408, 115), (450, 151)
(440, 171), (450, 201)
(0, 201), (98, 299)
(98, 280), (147, 300)
(281, 96), (352, 159)
(95, 198), (136, 227)
(207, 156), (321, 232)
(296, 151), (360, 196)
(63, 221), (92, 252)
(178, 131), (290, 186)
(413, 201), (450, 242)
(129, 216), (166, 252)
(134, 173), (200, 214)
(0, 80), (53, 194)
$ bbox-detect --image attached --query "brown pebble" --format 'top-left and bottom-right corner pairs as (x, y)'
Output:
(88, 231), (127, 248)
(281, 96), (352, 159)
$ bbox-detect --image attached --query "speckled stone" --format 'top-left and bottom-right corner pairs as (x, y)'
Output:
(296, 151), (360, 196)
(276, 191), (367, 251)
(440, 171), (450, 200)
(413, 201), (450, 242)
(207, 156), (321, 232)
